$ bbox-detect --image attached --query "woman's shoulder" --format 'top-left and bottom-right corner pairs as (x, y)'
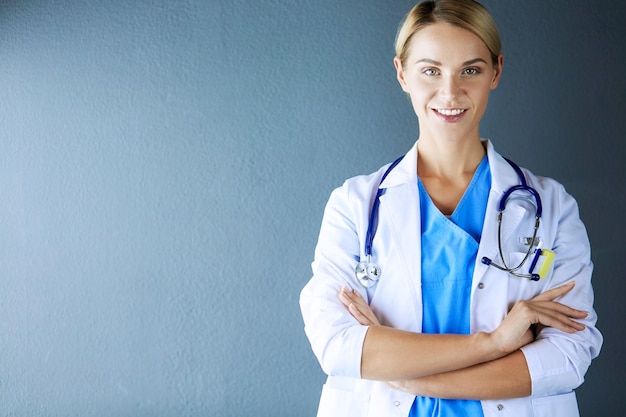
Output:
(514, 166), (582, 221)
(487, 142), (568, 198)
(324, 161), (397, 213)
(517, 166), (568, 196)
(334, 162), (395, 195)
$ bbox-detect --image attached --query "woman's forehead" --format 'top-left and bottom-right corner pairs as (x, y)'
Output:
(407, 22), (491, 63)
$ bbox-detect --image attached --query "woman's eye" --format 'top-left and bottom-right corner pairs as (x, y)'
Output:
(463, 67), (480, 75)
(423, 68), (439, 76)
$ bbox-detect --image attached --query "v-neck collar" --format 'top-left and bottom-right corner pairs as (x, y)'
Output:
(417, 155), (489, 220)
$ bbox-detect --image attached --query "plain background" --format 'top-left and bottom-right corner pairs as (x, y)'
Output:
(0, 0), (624, 416)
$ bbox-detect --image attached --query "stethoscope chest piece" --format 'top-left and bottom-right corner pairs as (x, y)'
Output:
(355, 257), (381, 288)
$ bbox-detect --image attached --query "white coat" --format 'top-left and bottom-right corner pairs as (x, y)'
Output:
(300, 140), (602, 417)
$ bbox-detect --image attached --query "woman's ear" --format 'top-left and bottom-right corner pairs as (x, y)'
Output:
(491, 54), (504, 89)
(394, 56), (410, 93)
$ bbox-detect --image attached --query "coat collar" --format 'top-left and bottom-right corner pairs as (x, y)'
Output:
(483, 140), (525, 195)
(378, 141), (418, 190)
(378, 139), (521, 192)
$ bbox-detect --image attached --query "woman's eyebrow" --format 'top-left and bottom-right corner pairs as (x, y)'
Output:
(462, 58), (488, 66)
(414, 58), (488, 66)
(415, 58), (442, 65)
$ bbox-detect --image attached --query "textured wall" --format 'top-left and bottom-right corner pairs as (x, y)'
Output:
(0, 0), (623, 416)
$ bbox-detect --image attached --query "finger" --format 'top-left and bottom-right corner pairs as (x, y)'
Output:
(347, 295), (378, 321)
(545, 311), (587, 332)
(534, 300), (589, 319)
(340, 286), (369, 309)
(539, 316), (586, 334)
(507, 299), (587, 337)
(348, 303), (378, 326)
(530, 302), (588, 333)
(339, 287), (358, 308)
(531, 281), (575, 302)
(340, 287), (380, 325)
(347, 303), (366, 322)
(346, 287), (367, 303)
(340, 286), (356, 299)
(338, 287), (352, 308)
(536, 311), (586, 333)
(346, 298), (379, 325)
(538, 300), (589, 320)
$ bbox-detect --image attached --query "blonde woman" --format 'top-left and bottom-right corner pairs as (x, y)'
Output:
(300, 0), (602, 416)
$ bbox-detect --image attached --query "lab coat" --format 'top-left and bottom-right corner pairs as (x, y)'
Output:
(300, 140), (602, 417)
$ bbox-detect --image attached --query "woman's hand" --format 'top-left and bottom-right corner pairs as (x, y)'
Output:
(491, 281), (588, 354)
(339, 287), (380, 326)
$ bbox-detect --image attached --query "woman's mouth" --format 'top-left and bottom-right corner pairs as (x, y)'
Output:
(433, 108), (467, 122)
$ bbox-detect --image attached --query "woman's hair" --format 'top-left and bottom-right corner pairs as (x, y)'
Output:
(395, 0), (501, 67)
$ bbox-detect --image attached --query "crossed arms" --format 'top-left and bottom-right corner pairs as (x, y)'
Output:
(339, 283), (587, 400)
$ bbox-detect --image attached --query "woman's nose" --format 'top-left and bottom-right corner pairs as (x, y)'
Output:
(440, 75), (462, 100)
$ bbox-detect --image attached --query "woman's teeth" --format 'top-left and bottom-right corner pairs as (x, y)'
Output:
(437, 109), (465, 116)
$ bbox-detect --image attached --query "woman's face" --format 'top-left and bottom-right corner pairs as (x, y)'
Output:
(395, 22), (503, 144)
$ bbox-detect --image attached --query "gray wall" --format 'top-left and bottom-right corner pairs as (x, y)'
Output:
(0, 0), (623, 416)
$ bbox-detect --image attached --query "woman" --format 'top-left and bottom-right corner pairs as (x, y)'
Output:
(300, 0), (602, 417)
(300, 0), (602, 416)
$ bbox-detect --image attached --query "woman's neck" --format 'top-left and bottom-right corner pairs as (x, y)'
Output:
(415, 136), (487, 216)
(416, 136), (486, 179)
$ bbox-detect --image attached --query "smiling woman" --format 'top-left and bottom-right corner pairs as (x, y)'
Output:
(300, 1), (602, 416)
(397, 22), (503, 215)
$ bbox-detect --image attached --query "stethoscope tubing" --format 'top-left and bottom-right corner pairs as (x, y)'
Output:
(356, 154), (544, 287)
(363, 155), (404, 257)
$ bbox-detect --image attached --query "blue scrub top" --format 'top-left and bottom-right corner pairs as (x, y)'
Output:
(409, 156), (491, 417)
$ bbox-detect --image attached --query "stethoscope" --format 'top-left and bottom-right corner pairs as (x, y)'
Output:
(354, 155), (404, 288)
(355, 155), (544, 288)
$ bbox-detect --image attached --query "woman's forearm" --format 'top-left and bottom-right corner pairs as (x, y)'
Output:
(361, 325), (507, 380)
(391, 350), (531, 400)
(347, 284), (586, 382)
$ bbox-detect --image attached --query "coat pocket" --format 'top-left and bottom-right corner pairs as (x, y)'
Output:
(316, 383), (370, 417)
(505, 249), (555, 280)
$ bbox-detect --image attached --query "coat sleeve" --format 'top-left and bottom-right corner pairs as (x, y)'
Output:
(520, 180), (603, 396)
(300, 180), (372, 378)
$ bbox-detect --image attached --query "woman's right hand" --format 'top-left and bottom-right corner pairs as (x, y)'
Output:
(491, 281), (588, 354)
(339, 286), (380, 326)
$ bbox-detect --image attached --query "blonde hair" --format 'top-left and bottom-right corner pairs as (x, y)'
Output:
(395, 0), (502, 67)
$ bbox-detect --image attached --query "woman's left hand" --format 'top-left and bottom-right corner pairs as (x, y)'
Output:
(339, 287), (380, 326)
